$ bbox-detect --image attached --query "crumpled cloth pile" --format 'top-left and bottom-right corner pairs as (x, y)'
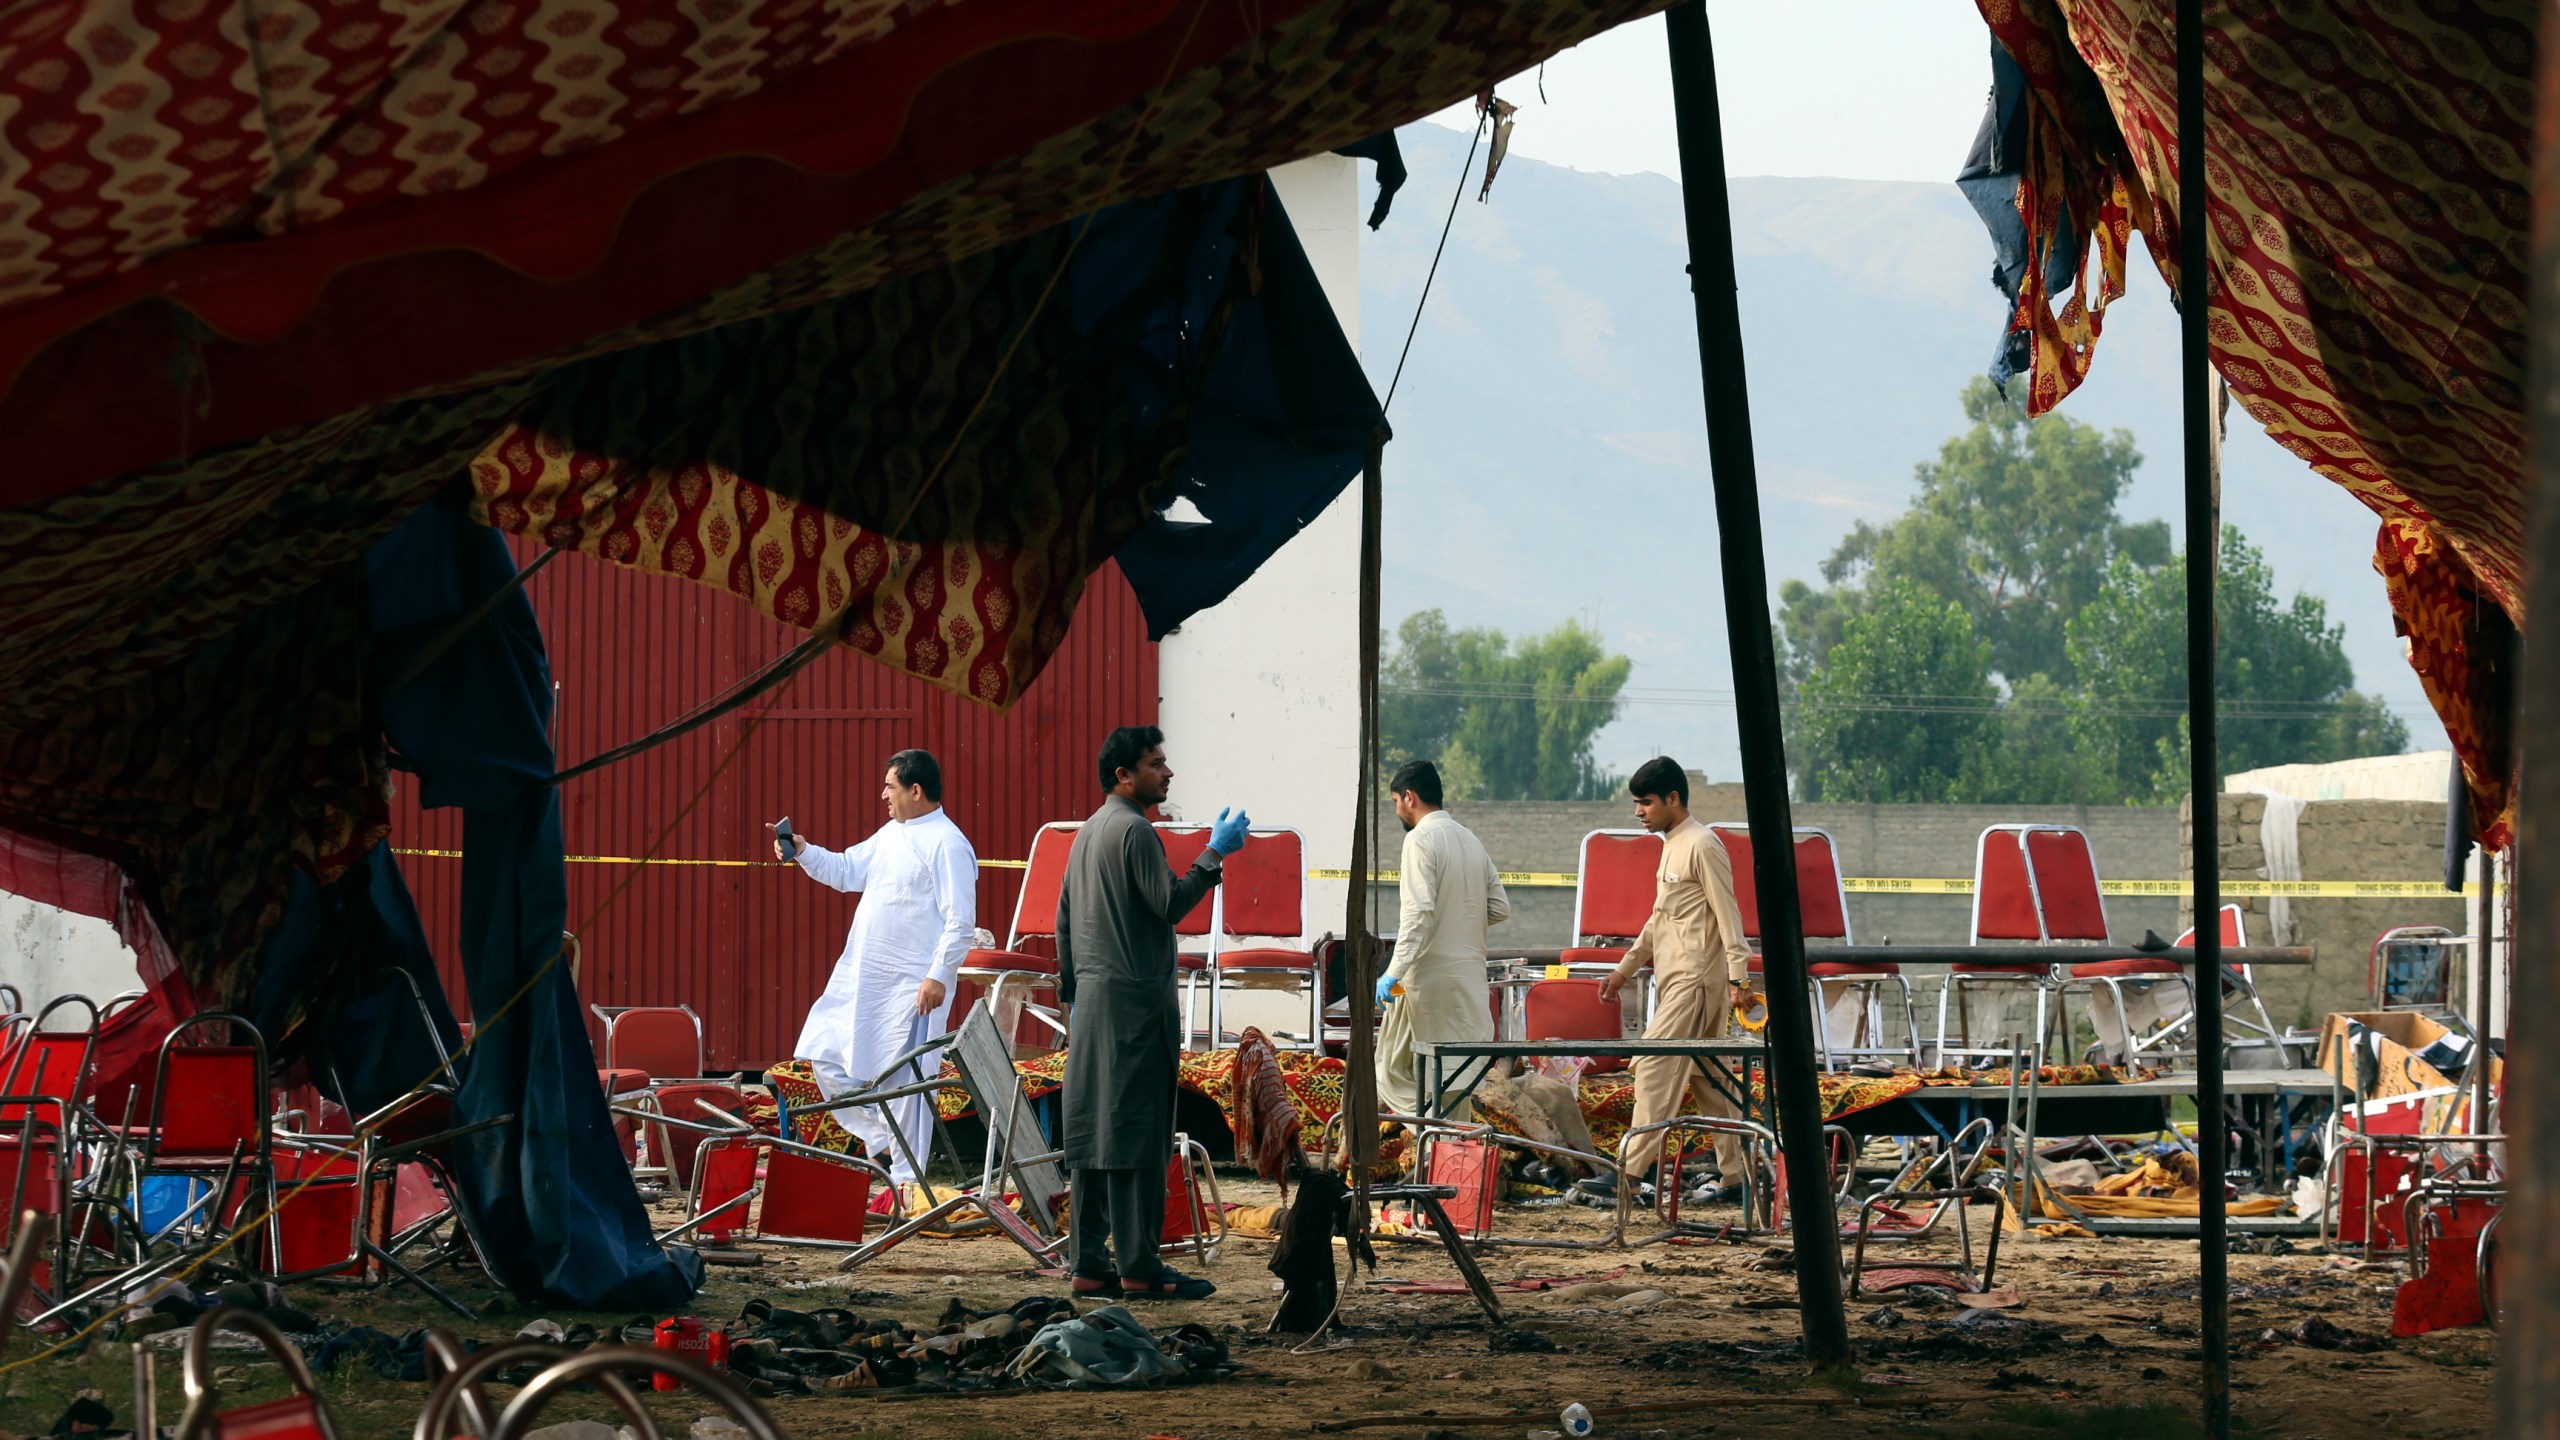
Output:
(719, 1295), (1232, 1395)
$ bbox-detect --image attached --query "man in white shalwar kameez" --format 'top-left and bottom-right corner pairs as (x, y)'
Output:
(772, 749), (977, 1184)
(1375, 760), (1508, 1125)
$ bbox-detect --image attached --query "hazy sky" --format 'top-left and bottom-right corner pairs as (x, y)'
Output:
(1424, 3), (1994, 185)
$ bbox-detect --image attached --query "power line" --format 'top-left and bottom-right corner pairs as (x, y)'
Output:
(1383, 681), (2429, 720)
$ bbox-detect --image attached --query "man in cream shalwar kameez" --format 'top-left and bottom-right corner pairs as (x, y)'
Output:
(1376, 761), (1509, 1124)
(776, 750), (977, 1184)
(1593, 757), (1753, 1203)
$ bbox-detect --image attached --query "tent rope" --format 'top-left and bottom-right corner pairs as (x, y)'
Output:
(1381, 109), (1486, 414)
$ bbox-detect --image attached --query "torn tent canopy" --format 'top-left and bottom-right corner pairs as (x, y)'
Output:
(1962, 0), (2531, 845)
(471, 173), (1384, 684)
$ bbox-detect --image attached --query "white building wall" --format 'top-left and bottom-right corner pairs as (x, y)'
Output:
(0, 890), (139, 1008)
(1158, 154), (1368, 978)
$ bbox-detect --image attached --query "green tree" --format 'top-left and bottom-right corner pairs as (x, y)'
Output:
(1963, 672), (2098, 804)
(1783, 377), (2164, 687)
(2067, 528), (2412, 801)
(1791, 579), (1997, 802)
(1380, 610), (1631, 800)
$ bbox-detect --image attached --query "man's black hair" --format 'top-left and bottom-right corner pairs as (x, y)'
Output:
(1097, 725), (1167, 790)
(1628, 756), (1688, 806)
(1388, 760), (1444, 808)
(886, 749), (942, 803)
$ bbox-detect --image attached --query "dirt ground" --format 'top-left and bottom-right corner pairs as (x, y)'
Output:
(1, 1177), (2495, 1440)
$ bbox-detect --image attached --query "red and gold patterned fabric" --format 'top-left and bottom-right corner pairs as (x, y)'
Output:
(1980, 0), (2531, 834)
(461, 196), (1230, 708)
(0, 0), (1671, 502)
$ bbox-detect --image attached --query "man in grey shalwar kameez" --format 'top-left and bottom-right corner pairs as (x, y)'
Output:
(1056, 725), (1250, 1301)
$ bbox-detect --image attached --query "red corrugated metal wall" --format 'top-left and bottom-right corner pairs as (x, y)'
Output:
(392, 547), (1156, 1070)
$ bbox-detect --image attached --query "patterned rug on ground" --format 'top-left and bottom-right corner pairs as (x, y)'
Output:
(758, 1053), (2133, 1163)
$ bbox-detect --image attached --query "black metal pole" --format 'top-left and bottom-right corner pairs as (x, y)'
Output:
(2176, 2), (2230, 1435)
(1660, 0), (1849, 1369)
(2496, 2), (2560, 1428)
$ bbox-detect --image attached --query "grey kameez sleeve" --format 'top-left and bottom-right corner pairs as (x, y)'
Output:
(1056, 859), (1078, 1008)
(1125, 821), (1221, 927)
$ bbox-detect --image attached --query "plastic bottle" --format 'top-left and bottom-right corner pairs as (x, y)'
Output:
(1559, 1402), (1595, 1437)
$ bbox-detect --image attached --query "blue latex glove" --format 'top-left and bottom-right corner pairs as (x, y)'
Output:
(1375, 973), (1399, 1006)
(1208, 805), (1251, 855)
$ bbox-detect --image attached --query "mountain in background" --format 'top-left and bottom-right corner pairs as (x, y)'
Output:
(1354, 121), (2438, 783)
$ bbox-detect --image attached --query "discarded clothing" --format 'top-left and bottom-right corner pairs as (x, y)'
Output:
(1009, 1304), (1191, 1389)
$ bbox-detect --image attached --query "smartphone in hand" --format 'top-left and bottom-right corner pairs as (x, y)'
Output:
(773, 816), (800, 860)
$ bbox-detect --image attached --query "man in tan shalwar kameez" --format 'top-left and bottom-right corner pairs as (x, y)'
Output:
(1586, 756), (1754, 1207)
(1374, 760), (1509, 1126)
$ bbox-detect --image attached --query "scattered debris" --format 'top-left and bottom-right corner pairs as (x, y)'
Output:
(2272, 1317), (2390, 1354)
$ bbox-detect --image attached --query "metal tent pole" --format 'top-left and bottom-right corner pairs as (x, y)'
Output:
(1660, 0), (1849, 1369)
(2174, 3), (2230, 1435)
(2497, 2), (2560, 1429)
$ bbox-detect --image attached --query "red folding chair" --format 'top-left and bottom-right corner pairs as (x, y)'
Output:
(449, 1345), (784, 1440)
(0, 1109), (71, 1313)
(3, 996), (121, 1320)
(954, 822), (1078, 1052)
(660, 1131), (894, 1250)
(1551, 829), (1665, 1041)
(594, 1004), (707, 1079)
(1, 993), (101, 1123)
(1712, 824), (1915, 1068)
(1204, 829), (1316, 1049)
(1521, 975), (1635, 1074)
(134, 1013), (273, 1272)
(591, 1003), (733, 1182)
(173, 1306), (340, 1440)
(1936, 826), (2101, 1066)
(2064, 903), (2241, 1065)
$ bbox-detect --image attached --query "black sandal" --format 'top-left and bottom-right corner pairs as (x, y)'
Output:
(1070, 1271), (1124, 1298)
(1117, 1268), (1217, 1301)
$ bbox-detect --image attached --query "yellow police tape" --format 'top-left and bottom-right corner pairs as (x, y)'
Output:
(393, 847), (1031, 870)
(1308, 867), (2472, 897)
(394, 850), (2469, 897)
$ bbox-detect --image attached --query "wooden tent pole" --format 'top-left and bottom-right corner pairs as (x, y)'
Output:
(2174, 5), (2230, 1436)
(1659, 0), (1849, 1369)
(2497, 2), (2560, 1431)
(1345, 441), (1386, 1183)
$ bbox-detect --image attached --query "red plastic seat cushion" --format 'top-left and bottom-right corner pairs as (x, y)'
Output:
(2069, 958), (2184, 979)
(597, 1067), (652, 1096)
(1951, 962), (2051, 975)
(961, 948), (1057, 975)
(1220, 946), (1314, 970)
(1558, 946), (1631, 969)
(1810, 961), (1899, 978)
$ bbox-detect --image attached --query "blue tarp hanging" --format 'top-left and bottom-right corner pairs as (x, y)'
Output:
(355, 501), (702, 1310)
(1109, 178), (1387, 639)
